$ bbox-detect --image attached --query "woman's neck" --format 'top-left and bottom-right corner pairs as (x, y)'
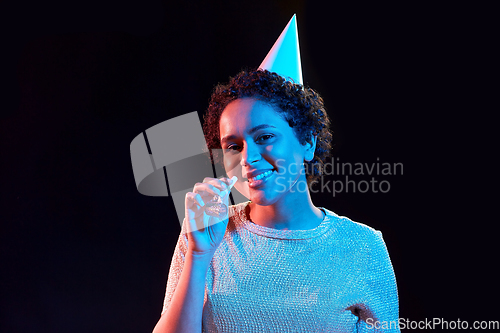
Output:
(247, 181), (324, 230)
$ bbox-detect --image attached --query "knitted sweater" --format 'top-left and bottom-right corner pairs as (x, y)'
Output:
(162, 202), (399, 332)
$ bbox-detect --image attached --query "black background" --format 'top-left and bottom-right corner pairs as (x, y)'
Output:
(1, 1), (496, 332)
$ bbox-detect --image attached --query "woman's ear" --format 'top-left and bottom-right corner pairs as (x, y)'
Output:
(304, 135), (317, 162)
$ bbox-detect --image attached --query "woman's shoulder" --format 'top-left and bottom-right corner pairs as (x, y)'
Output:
(226, 201), (251, 234)
(228, 201), (249, 218)
(322, 207), (385, 246)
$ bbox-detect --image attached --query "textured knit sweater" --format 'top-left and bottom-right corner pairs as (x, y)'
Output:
(162, 202), (399, 332)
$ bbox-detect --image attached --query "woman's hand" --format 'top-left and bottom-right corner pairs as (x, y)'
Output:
(184, 176), (237, 256)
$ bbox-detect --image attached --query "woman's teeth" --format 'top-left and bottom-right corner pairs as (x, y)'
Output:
(249, 170), (273, 182)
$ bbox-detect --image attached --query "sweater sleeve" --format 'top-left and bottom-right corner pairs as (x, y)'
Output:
(357, 230), (400, 333)
(160, 225), (189, 316)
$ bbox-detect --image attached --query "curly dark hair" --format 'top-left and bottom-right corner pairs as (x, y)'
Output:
(203, 69), (332, 185)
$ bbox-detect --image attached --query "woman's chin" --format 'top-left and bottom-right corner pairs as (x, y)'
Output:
(248, 192), (277, 206)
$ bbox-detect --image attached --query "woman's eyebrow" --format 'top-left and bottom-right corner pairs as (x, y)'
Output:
(248, 124), (276, 135)
(221, 124), (277, 144)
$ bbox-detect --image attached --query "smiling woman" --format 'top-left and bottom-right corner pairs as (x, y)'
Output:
(152, 16), (399, 333)
(152, 68), (400, 333)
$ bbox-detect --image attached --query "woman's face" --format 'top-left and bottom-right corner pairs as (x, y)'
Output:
(219, 98), (315, 206)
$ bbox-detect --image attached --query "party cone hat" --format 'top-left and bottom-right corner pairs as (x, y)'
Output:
(259, 14), (303, 85)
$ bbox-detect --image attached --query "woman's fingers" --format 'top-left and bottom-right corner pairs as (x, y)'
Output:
(186, 176), (239, 220)
(194, 177), (235, 200)
(202, 177), (238, 197)
(189, 177), (238, 205)
(185, 192), (205, 209)
(206, 176), (239, 189)
(193, 182), (222, 198)
(184, 177), (238, 243)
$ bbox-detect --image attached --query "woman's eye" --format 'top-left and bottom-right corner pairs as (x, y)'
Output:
(225, 145), (240, 152)
(257, 134), (274, 142)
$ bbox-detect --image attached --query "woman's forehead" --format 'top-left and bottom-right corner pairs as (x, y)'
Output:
(219, 98), (288, 135)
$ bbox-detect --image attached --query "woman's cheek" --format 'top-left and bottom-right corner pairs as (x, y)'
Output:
(224, 152), (241, 174)
(275, 158), (287, 174)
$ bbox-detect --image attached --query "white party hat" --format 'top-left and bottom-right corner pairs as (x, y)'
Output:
(259, 14), (303, 85)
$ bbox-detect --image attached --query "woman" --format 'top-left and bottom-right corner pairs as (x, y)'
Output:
(153, 69), (399, 332)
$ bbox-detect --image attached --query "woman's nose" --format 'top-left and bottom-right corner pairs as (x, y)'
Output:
(240, 141), (260, 166)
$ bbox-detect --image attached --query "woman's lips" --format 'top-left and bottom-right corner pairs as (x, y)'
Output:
(248, 169), (275, 188)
